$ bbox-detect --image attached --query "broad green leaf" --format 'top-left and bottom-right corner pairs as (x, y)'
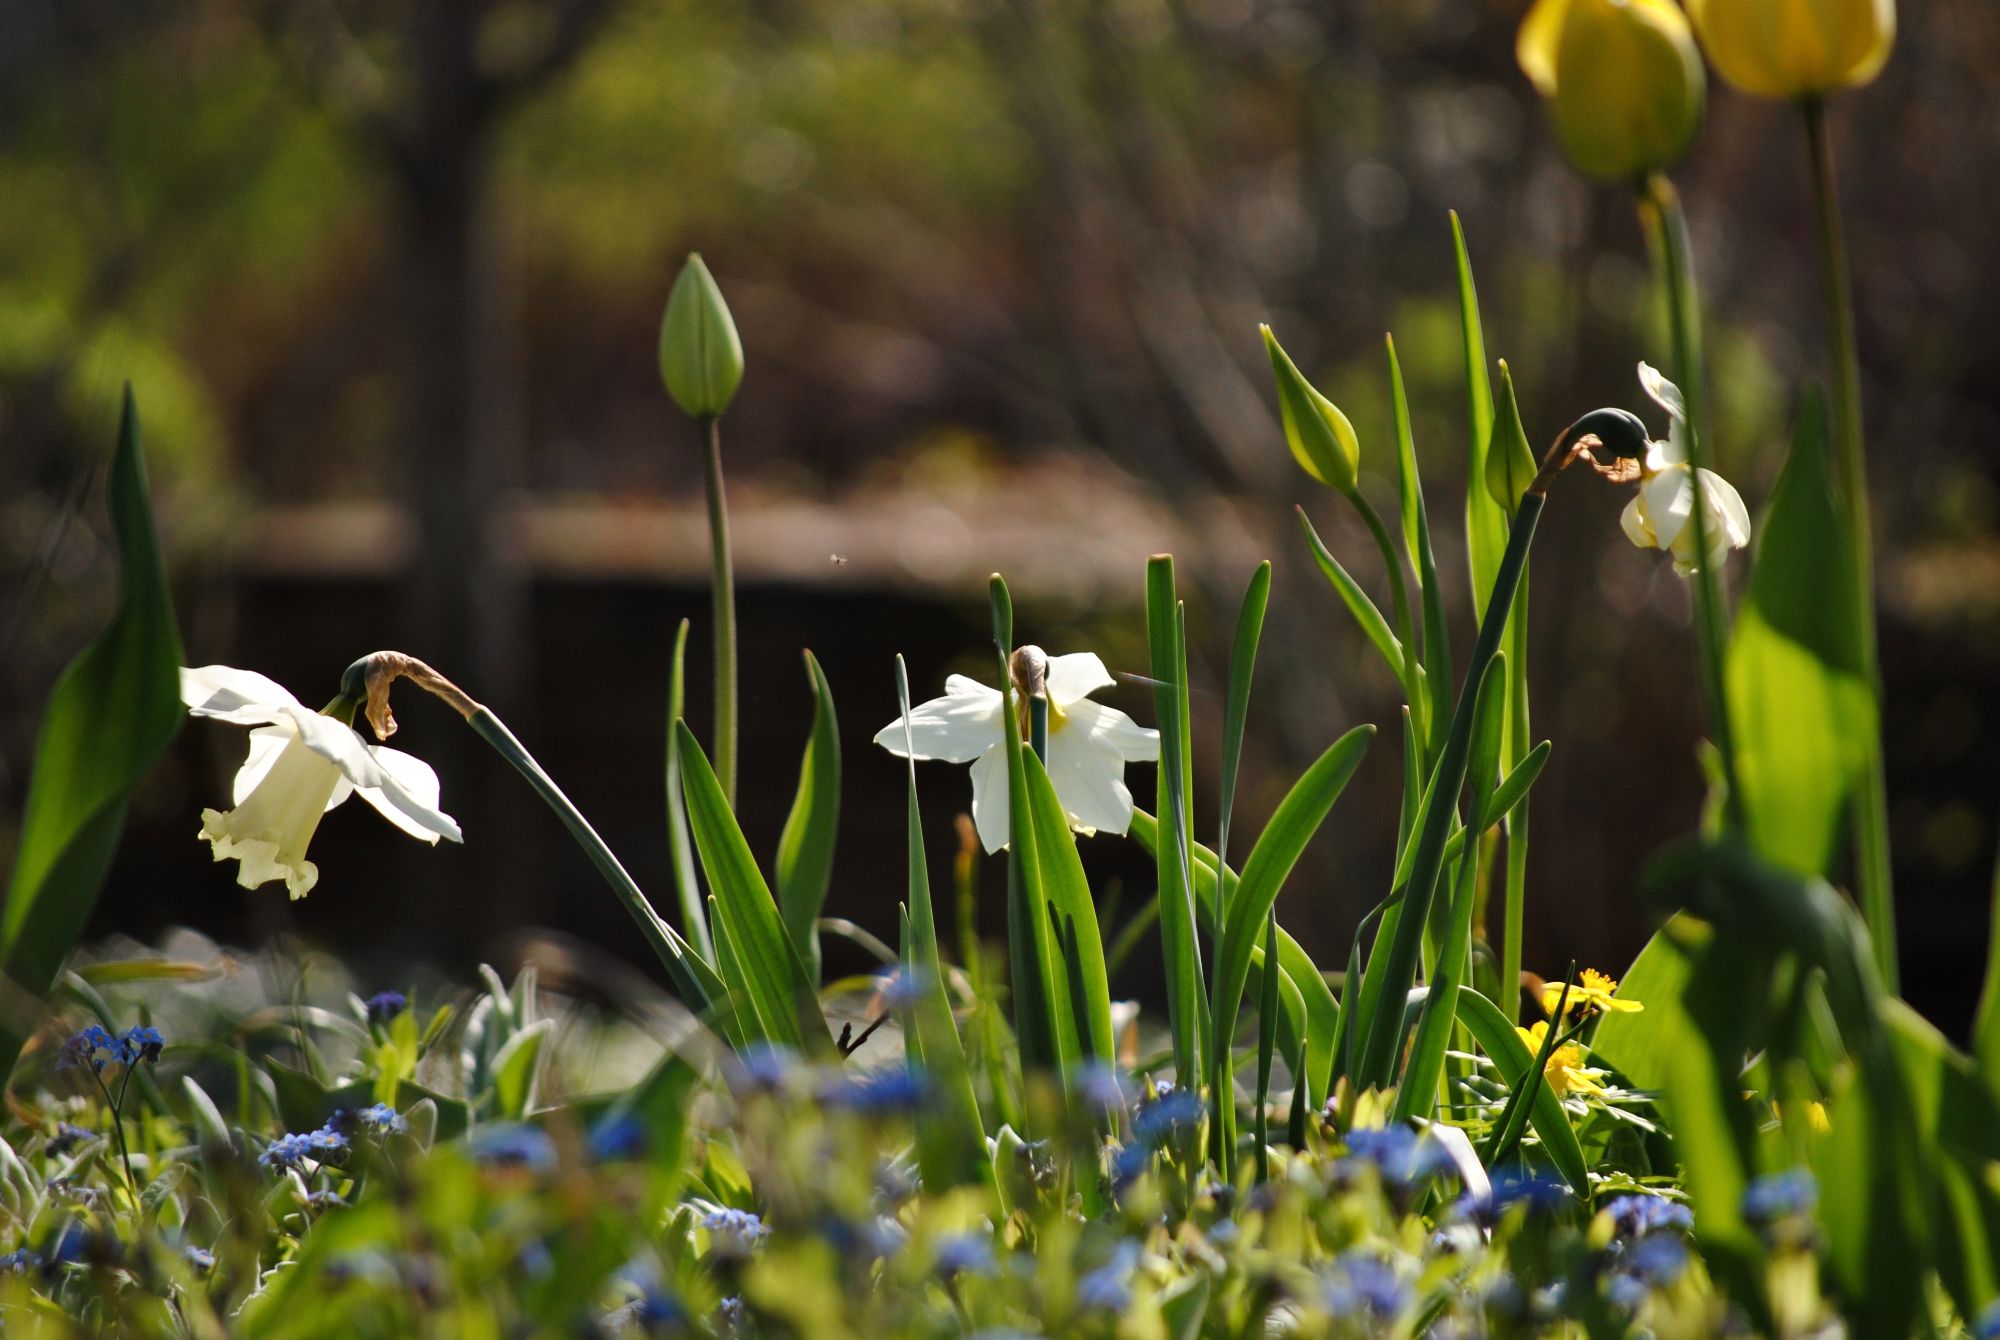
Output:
(1452, 211), (1507, 606)
(0, 390), (183, 1080)
(264, 1060), (469, 1141)
(1297, 507), (1406, 682)
(1484, 363), (1540, 514)
(1212, 727), (1373, 1073)
(675, 721), (826, 1052)
(664, 617), (711, 962)
(1450, 986), (1590, 1194)
(1726, 391), (1874, 878)
(1589, 918), (1695, 1092)
(490, 1019), (553, 1119)
(775, 649), (840, 982)
(1021, 752), (1114, 1063)
(602, 1043), (700, 1206)
(1977, 841), (2000, 1089)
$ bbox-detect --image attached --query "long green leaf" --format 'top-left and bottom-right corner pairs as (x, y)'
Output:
(1021, 751), (1114, 1063)
(1212, 727), (1374, 1070)
(1452, 211), (1505, 606)
(1450, 986), (1590, 1195)
(1215, 561), (1271, 1162)
(664, 618), (711, 962)
(1147, 556), (1205, 1089)
(675, 721), (825, 1052)
(775, 649), (841, 982)
(1976, 840), (2000, 1090)
(1396, 653), (1508, 1121)
(1297, 507), (1405, 684)
(0, 390), (183, 1080)
(1725, 390), (1874, 879)
(1386, 335), (1452, 761)
(1127, 812), (1336, 1103)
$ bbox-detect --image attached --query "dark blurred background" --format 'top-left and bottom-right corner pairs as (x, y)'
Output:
(4, 0), (1997, 1034)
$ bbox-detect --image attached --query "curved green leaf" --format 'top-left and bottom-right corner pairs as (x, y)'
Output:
(775, 649), (840, 981)
(1298, 507), (1405, 682)
(1, 390), (183, 1080)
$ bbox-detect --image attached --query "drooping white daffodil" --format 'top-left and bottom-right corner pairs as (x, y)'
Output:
(181, 665), (462, 899)
(1620, 363), (1752, 574)
(875, 650), (1159, 855)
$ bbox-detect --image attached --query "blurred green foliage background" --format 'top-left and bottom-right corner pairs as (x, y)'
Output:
(3, 0), (1997, 1031)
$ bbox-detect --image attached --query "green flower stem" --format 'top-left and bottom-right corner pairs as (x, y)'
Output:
(1639, 173), (1740, 826)
(1804, 98), (1896, 990)
(1029, 694), (1049, 762)
(464, 706), (718, 1012)
(700, 415), (739, 808)
(1356, 483), (1548, 1088)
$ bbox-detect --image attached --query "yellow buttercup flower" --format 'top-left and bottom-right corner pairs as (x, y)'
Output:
(1542, 968), (1645, 1020)
(1518, 0), (1705, 182)
(1685, 0), (1895, 101)
(1516, 1022), (1610, 1097)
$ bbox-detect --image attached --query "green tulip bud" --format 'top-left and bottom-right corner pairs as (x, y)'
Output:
(659, 253), (744, 419)
(1686, 0), (1894, 100)
(1260, 324), (1360, 494)
(1518, 0), (1704, 183)
(1485, 362), (1541, 513)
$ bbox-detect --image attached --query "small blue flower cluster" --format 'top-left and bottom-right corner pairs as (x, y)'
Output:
(1325, 1251), (1410, 1320)
(1604, 1192), (1694, 1239)
(1741, 1168), (1816, 1225)
(57, 1024), (164, 1074)
(729, 1043), (797, 1095)
(820, 1066), (928, 1115)
(1342, 1125), (1453, 1191)
(0, 1248), (42, 1274)
(469, 1123), (556, 1172)
(1975, 1300), (2000, 1340)
(365, 991), (409, 1024)
(702, 1208), (770, 1260)
(262, 1122), (350, 1170)
(1598, 1192), (1695, 1312)
(933, 1232), (996, 1280)
(46, 1122), (92, 1156)
(1132, 1089), (1205, 1148)
(588, 1112), (647, 1162)
(1075, 1242), (1139, 1312)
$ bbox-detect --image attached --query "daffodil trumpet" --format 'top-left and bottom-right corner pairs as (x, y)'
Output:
(336, 652), (719, 1016)
(1352, 410), (1648, 1092)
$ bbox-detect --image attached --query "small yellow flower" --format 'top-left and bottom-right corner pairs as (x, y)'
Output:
(1685, 0), (1895, 101)
(1516, 1022), (1610, 1097)
(1541, 968), (1645, 1020)
(1773, 1099), (1834, 1134)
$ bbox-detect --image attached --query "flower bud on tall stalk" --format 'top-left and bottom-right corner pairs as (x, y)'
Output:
(1517, 0), (1705, 184)
(1684, 0), (1894, 101)
(661, 254), (746, 806)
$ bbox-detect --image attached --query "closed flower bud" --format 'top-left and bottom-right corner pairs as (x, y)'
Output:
(659, 253), (744, 419)
(1260, 324), (1360, 494)
(1518, 0), (1704, 183)
(1685, 0), (1894, 100)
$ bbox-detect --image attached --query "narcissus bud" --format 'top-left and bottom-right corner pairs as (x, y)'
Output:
(1260, 325), (1360, 495)
(1518, 0), (1704, 183)
(659, 253), (744, 419)
(1685, 0), (1894, 100)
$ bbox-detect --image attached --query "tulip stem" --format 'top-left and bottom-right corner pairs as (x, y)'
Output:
(1639, 174), (1740, 826)
(1803, 98), (1895, 990)
(701, 414), (740, 809)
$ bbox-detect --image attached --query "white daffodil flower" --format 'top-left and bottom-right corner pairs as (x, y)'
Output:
(181, 665), (462, 899)
(1620, 363), (1752, 574)
(876, 650), (1159, 855)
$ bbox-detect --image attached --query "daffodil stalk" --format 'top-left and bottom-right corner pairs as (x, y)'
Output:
(1637, 173), (1740, 819)
(1803, 97), (1896, 988)
(337, 652), (719, 1014)
(1354, 409), (1650, 1090)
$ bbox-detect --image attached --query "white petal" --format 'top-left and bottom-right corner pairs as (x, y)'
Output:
(1043, 726), (1136, 837)
(231, 727), (295, 804)
(1062, 698), (1160, 763)
(1619, 494), (1654, 550)
(1697, 468), (1753, 548)
(1637, 362), (1686, 424)
(353, 745), (462, 844)
(1045, 653), (1115, 707)
(967, 747), (1010, 854)
(1639, 465), (1694, 553)
(181, 665), (302, 725)
(873, 682), (1003, 763)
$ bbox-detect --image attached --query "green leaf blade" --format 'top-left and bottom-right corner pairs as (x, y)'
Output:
(775, 649), (841, 982)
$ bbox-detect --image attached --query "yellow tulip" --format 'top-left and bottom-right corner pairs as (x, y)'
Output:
(1518, 0), (1705, 182)
(1685, 0), (1895, 99)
